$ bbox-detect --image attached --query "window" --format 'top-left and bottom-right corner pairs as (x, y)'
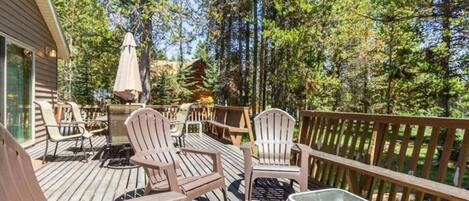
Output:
(0, 35), (35, 145)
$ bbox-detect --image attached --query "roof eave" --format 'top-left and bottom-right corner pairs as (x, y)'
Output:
(35, 0), (70, 59)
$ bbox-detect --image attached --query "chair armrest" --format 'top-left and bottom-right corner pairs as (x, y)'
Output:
(181, 147), (217, 156)
(241, 142), (254, 151)
(241, 142), (254, 173)
(295, 143), (312, 153)
(181, 148), (224, 175)
(129, 192), (186, 201)
(45, 123), (86, 135)
(129, 155), (174, 170)
(58, 121), (84, 125)
(82, 119), (104, 125)
(294, 143), (312, 174)
(170, 120), (183, 124)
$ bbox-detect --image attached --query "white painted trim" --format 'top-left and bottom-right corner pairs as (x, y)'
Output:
(30, 46), (37, 147)
(0, 32), (36, 52)
(0, 37), (6, 126)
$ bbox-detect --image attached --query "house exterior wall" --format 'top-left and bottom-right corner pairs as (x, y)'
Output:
(0, 0), (59, 144)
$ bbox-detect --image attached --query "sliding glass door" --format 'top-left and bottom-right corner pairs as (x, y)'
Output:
(0, 35), (34, 145)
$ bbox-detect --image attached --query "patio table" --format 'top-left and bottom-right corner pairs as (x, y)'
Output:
(288, 189), (366, 201)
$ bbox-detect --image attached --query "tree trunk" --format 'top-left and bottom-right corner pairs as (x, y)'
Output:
(178, 0), (184, 68)
(251, 0), (259, 116)
(218, 0), (226, 104)
(332, 53), (341, 111)
(238, 13), (244, 104)
(362, 62), (370, 113)
(260, 0), (267, 111)
(139, 16), (153, 104)
(261, 41), (267, 110)
(244, 12), (250, 106)
(385, 26), (394, 114)
(440, 0), (451, 117)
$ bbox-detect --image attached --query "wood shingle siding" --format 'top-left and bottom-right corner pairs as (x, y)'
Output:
(0, 0), (59, 144)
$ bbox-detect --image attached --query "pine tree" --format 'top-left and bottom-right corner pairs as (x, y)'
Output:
(150, 70), (178, 105)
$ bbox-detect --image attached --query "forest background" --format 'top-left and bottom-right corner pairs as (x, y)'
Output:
(54, 0), (468, 119)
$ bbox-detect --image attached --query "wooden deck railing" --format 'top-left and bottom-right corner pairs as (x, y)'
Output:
(297, 111), (469, 200)
(54, 104), (214, 122)
(146, 105), (180, 121)
(53, 103), (104, 122)
(146, 104), (214, 122)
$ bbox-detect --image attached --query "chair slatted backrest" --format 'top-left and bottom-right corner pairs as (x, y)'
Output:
(80, 105), (101, 121)
(35, 101), (63, 140)
(298, 111), (469, 201)
(67, 102), (86, 129)
(125, 108), (180, 184)
(187, 104), (213, 122)
(173, 104), (192, 134)
(53, 103), (73, 123)
(107, 104), (143, 144)
(0, 124), (47, 201)
(254, 109), (296, 166)
(147, 105), (180, 121)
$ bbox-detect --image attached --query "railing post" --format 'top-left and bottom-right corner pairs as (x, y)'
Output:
(368, 122), (387, 165)
(362, 122), (387, 199)
(298, 113), (310, 145)
(345, 169), (361, 195)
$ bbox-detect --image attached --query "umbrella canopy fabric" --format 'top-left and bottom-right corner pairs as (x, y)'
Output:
(113, 32), (142, 101)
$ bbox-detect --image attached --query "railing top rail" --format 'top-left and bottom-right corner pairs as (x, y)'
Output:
(146, 104), (180, 108)
(300, 110), (469, 129)
(307, 148), (469, 201)
(214, 105), (249, 111)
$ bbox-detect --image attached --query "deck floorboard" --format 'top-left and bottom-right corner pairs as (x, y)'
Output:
(27, 133), (321, 201)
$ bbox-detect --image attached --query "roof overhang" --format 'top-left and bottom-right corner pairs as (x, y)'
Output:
(35, 0), (70, 59)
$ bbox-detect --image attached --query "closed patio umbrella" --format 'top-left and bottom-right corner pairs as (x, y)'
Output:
(113, 32), (142, 102)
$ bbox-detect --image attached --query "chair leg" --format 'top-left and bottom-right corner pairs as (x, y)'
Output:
(198, 122), (202, 137)
(299, 177), (308, 192)
(290, 179), (295, 188)
(89, 138), (95, 155)
(221, 186), (228, 201)
(43, 139), (49, 164)
(245, 173), (253, 201)
(247, 175), (256, 201)
(81, 137), (87, 162)
(53, 141), (59, 158)
(144, 182), (152, 195)
(74, 139), (79, 154)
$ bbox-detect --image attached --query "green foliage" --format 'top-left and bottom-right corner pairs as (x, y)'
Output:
(150, 70), (178, 105)
(54, 0), (468, 118)
(149, 63), (197, 105)
(196, 42), (220, 100)
(54, 0), (123, 104)
(175, 65), (196, 102)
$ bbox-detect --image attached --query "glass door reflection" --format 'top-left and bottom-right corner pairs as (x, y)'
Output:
(5, 41), (33, 144)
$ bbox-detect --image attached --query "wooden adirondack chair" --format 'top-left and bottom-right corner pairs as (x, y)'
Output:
(170, 103), (192, 147)
(67, 101), (107, 136)
(124, 108), (227, 200)
(35, 101), (94, 163)
(241, 108), (311, 200)
(0, 123), (186, 201)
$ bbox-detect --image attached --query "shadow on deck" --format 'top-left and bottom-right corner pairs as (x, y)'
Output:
(26, 133), (322, 201)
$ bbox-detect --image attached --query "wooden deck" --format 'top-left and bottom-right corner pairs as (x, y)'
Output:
(26, 133), (321, 201)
